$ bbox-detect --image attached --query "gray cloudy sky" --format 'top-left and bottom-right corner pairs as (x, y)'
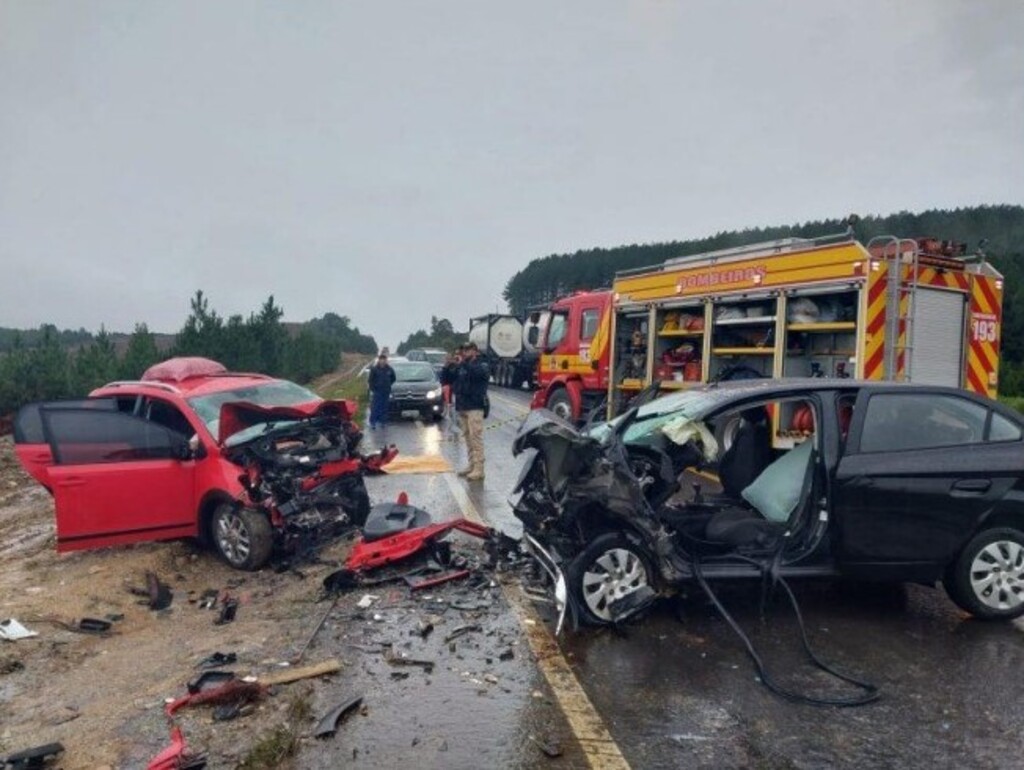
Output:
(2, 1), (1022, 348)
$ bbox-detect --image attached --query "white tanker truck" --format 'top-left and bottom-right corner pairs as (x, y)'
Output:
(468, 312), (549, 389)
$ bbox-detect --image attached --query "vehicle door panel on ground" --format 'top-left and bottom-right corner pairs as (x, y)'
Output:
(834, 390), (1024, 578)
(40, 407), (198, 551)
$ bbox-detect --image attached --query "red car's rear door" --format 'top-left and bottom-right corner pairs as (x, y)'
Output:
(40, 407), (197, 552)
(13, 399), (118, 486)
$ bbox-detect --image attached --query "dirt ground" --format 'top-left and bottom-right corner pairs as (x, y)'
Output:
(0, 435), (363, 768)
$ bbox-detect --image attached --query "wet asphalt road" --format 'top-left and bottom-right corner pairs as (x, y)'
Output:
(306, 390), (1024, 769)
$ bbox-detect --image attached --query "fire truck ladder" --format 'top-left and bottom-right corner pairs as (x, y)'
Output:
(868, 236), (920, 382)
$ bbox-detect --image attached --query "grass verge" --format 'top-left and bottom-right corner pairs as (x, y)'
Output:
(237, 691), (313, 770)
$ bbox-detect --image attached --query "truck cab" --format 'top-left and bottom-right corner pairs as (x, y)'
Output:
(531, 290), (613, 421)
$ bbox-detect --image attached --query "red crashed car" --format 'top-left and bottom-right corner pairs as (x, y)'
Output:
(13, 357), (394, 570)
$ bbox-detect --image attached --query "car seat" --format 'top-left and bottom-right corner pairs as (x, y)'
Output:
(705, 440), (815, 549)
(718, 407), (772, 499)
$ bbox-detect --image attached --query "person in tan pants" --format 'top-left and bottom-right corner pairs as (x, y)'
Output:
(452, 342), (489, 481)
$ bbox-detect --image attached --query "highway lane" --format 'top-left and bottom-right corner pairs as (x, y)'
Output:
(465, 389), (1024, 769)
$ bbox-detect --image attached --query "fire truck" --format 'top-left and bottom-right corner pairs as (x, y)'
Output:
(530, 228), (1003, 421)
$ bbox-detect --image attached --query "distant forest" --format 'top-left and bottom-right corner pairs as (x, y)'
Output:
(503, 204), (1024, 392)
(0, 291), (377, 416)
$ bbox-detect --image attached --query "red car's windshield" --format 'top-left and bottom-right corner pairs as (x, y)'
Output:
(188, 381), (320, 441)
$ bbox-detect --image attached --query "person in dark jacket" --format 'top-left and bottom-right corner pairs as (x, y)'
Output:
(453, 342), (489, 480)
(367, 353), (396, 429)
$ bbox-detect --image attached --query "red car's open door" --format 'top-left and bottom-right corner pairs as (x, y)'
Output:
(38, 407), (199, 552)
(13, 399), (118, 487)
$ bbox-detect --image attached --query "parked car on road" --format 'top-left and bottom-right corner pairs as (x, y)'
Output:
(387, 361), (444, 421)
(404, 348), (447, 375)
(13, 357), (394, 570)
(513, 379), (1024, 628)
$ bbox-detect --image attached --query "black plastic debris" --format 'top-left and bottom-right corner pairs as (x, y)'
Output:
(414, 620), (434, 639)
(146, 572), (173, 610)
(444, 624), (482, 644)
(76, 618), (111, 634)
(214, 598), (238, 625)
(314, 695), (364, 739)
(187, 670), (237, 695)
(196, 651), (237, 669)
(1, 742), (64, 770)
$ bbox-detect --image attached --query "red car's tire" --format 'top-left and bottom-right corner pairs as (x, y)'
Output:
(211, 504), (274, 571)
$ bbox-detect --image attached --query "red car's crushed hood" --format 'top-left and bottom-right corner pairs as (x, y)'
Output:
(217, 399), (358, 445)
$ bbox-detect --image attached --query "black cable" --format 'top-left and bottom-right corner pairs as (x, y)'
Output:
(692, 552), (879, 707)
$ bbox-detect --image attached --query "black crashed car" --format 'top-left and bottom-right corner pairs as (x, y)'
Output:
(512, 379), (1024, 628)
(388, 361), (444, 421)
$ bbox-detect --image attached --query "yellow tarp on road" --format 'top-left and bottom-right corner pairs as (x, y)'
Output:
(385, 454), (453, 475)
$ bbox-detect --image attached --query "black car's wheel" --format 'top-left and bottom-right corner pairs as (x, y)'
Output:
(943, 527), (1024, 620)
(567, 533), (655, 625)
(545, 388), (574, 422)
(212, 504), (273, 571)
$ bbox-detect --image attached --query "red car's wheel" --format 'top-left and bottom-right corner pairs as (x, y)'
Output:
(212, 504), (273, 571)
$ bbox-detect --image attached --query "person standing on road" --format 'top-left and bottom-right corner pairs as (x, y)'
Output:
(367, 353), (396, 430)
(439, 351), (460, 422)
(454, 342), (489, 480)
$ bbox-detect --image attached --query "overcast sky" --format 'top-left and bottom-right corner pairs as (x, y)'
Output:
(2, 1), (1022, 349)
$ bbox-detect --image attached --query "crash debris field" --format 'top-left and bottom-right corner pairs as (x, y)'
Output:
(0, 436), (576, 769)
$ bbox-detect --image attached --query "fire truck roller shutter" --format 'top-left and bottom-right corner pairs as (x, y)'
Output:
(912, 288), (967, 387)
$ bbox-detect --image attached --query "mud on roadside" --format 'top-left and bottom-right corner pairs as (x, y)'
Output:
(0, 435), (359, 767)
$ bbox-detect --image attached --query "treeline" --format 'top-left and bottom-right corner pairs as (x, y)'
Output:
(396, 316), (467, 356)
(0, 291), (378, 416)
(503, 205), (1024, 312)
(503, 204), (1024, 394)
(0, 326), (94, 353)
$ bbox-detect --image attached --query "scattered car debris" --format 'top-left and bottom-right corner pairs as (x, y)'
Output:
(146, 726), (206, 770)
(127, 572), (174, 611)
(414, 619), (434, 639)
(0, 618), (38, 642)
(405, 568), (471, 591)
(1, 742), (65, 770)
(498, 648), (515, 662)
(76, 617), (112, 634)
(384, 650), (435, 673)
(313, 694), (364, 739)
(444, 624), (482, 644)
(197, 589), (219, 610)
(166, 677), (267, 717)
(187, 670), (237, 695)
(257, 658), (342, 686)
(214, 597), (238, 625)
(334, 517), (493, 581)
(196, 651), (237, 669)
(293, 596), (340, 664)
(356, 594), (379, 609)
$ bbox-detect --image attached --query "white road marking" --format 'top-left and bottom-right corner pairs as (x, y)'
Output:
(443, 473), (631, 770)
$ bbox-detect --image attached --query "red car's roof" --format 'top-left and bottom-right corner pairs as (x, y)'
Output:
(92, 374), (279, 399)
